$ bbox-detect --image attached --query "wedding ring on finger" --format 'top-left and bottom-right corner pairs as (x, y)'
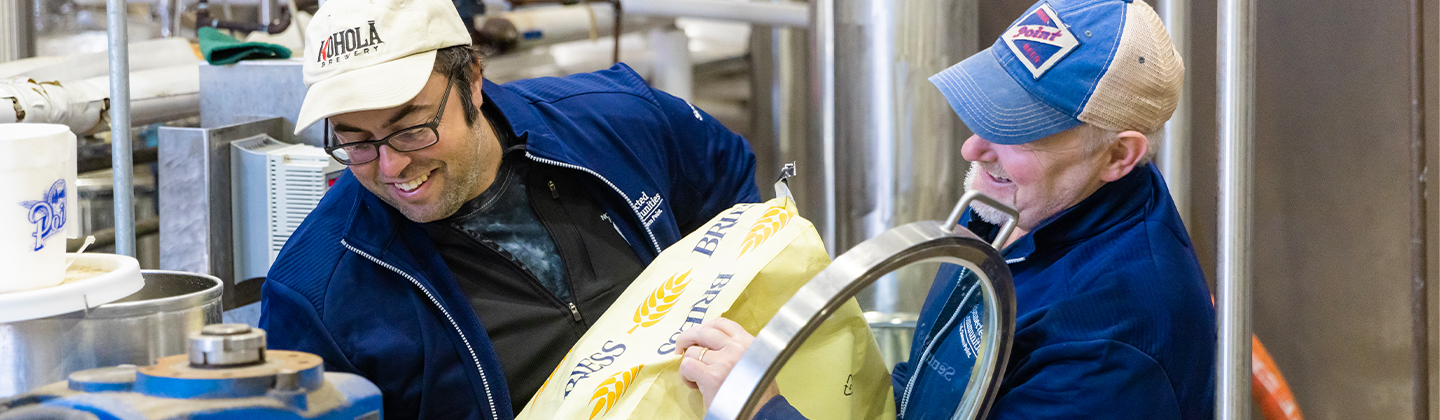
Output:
(698, 347), (710, 363)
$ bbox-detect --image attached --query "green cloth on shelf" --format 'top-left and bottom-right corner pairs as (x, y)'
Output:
(197, 26), (292, 65)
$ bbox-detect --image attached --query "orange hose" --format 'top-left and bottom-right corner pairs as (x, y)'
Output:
(1252, 336), (1304, 420)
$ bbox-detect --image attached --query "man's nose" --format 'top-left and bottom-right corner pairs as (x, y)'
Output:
(961, 134), (997, 162)
(376, 145), (411, 178)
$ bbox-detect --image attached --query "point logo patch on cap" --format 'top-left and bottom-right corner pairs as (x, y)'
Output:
(1003, 3), (1081, 79)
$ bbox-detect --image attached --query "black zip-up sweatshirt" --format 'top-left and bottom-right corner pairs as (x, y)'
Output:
(419, 103), (644, 413)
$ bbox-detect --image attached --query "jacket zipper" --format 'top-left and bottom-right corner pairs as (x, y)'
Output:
(531, 174), (585, 323)
(525, 152), (664, 254)
(899, 281), (980, 418)
(341, 239), (499, 420)
(567, 302), (583, 321)
(458, 225), (585, 324)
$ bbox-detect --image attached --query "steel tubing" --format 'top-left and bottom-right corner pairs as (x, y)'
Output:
(1158, 0), (1191, 224)
(1216, 0), (1255, 416)
(106, 0), (137, 257)
(812, 0), (837, 256)
(620, 0), (808, 27)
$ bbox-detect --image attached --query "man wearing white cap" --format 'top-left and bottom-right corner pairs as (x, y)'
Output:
(257, 0), (759, 417)
(677, 0), (1215, 418)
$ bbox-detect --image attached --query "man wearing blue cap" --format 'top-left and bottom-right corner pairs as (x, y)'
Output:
(675, 0), (1215, 418)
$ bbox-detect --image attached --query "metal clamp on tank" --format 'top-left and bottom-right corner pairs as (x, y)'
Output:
(704, 191), (1020, 420)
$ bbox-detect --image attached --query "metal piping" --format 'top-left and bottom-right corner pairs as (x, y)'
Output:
(1407, 0), (1428, 415)
(812, 0), (836, 256)
(1216, 0), (1254, 416)
(1158, 0), (1191, 224)
(620, 0), (808, 27)
(106, 0), (136, 257)
(648, 26), (693, 101)
(0, 0), (35, 62)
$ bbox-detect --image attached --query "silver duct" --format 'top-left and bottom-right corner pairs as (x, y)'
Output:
(0, 0), (34, 62)
(812, 0), (979, 313)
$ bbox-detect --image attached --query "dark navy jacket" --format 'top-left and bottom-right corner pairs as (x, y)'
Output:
(760, 164), (1216, 420)
(259, 64), (759, 420)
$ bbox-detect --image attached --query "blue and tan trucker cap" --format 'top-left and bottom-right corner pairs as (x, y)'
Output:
(929, 0), (1183, 145)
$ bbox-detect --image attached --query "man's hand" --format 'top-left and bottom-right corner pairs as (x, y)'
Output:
(676, 317), (782, 417)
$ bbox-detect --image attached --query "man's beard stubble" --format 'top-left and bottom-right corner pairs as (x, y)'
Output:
(963, 161), (1017, 226)
(376, 121), (488, 223)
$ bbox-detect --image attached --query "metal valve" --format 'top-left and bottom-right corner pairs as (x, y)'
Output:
(188, 323), (267, 367)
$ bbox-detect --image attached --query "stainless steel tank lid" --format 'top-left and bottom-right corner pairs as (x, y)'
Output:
(0, 253), (144, 323)
(189, 324), (267, 367)
(90, 270), (223, 318)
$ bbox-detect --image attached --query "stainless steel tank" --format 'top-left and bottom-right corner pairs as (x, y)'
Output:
(811, 0), (980, 315)
(0, 270), (223, 397)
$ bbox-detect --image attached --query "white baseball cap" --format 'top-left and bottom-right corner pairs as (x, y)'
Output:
(294, 0), (471, 135)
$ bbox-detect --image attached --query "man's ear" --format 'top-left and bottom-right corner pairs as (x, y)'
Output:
(1099, 130), (1149, 182)
(470, 60), (486, 104)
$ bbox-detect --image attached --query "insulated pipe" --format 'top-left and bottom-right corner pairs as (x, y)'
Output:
(0, 65), (201, 134)
(1216, 0), (1254, 416)
(1158, 0), (1191, 224)
(620, 0), (808, 28)
(107, 0), (137, 257)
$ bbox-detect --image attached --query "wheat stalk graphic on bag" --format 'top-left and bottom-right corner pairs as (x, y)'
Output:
(588, 364), (644, 419)
(629, 270), (693, 334)
(739, 206), (792, 257)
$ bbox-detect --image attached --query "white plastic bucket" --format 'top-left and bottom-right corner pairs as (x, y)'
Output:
(0, 123), (78, 294)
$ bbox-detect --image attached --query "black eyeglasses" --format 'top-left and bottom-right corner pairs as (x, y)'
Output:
(325, 79), (454, 165)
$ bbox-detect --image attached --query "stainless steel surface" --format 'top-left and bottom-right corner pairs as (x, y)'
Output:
(1404, 0), (1427, 417)
(818, 0), (978, 313)
(158, 117), (288, 309)
(1407, 0), (1428, 416)
(704, 220), (1014, 420)
(864, 311), (917, 368)
(0, 270), (223, 397)
(649, 26), (693, 101)
(199, 61), (322, 147)
(1217, 0), (1254, 416)
(812, 0), (836, 257)
(620, 0), (809, 27)
(107, 0), (135, 258)
(188, 323), (266, 366)
(1158, 0), (1191, 224)
(945, 191), (1018, 250)
(77, 168), (160, 269)
(0, 0), (34, 62)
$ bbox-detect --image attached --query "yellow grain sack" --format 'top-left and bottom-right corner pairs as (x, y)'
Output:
(517, 197), (894, 420)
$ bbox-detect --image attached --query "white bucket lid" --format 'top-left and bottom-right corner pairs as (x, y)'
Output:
(0, 253), (145, 323)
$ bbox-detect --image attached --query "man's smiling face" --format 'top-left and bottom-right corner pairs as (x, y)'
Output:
(961, 125), (1111, 232)
(328, 71), (502, 223)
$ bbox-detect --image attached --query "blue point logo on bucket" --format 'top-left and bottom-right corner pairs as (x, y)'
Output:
(1003, 3), (1081, 79)
(20, 180), (67, 251)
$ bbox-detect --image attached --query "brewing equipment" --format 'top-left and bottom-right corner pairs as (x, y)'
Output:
(0, 324), (383, 419)
(0, 267), (222, 398)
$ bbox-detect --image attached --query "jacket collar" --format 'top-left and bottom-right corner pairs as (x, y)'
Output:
(483, 78), (577, 165)
(965, 163), (1161, 261)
